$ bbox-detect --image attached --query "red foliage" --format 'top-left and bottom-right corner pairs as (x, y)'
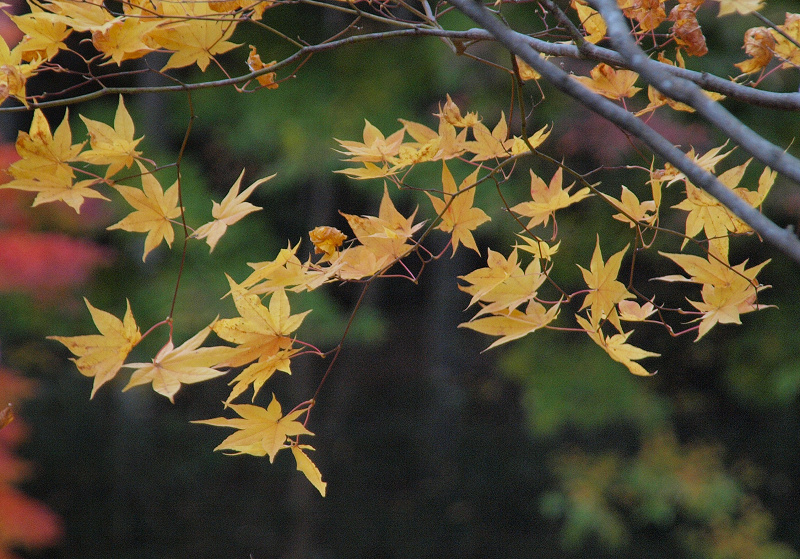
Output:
(0, 367), (62, 557)
(556, 109), (711, 166)
(0, 133), (107, 553)
(0, 142), (114, 300)
(0, 230), (113, 298)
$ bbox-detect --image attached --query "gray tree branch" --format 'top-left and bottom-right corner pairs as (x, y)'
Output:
(448, 0), (800, 264)
(589, 0), (800, 185)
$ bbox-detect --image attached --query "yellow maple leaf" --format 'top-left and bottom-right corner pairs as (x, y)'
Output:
(49, 299), (141, 398)
(11, 3), (71, 62)
(237, 242), (334, 295)
(618, 300), (657, 322)
(79, 95), (143, 177)
(652, 143), (732, 185)
(460, 300), (560, 350)
(92, 16), (160, 65)
(193, 395), (313, 462)
(147, 1), (241, 71)
(213, 279), (309, 369)
(427, 162), (490, 255)
(458, 248), (520, 306)
(572, 1), (607, 43)
(690, 278), (770, 340)
(577, 238), (633, 332)
(1, 171), (108, 213)
(514, 235), (560, 260)
(465, 113), (509, 161)
(510, 167), (592, 228)
(436, 94), (480, 128)
(45, 0), (114, 33)
(772, 13), (800, 70)
(291, 445), (326, 497)
(714, 0), (763, 16)
(334, 162), (398, 181)
(123, 325), (235, 403)
(573, 63), (641, 100)
(672, 160), (773, 252)
(193, 170), (272, 252)
(461, 255), (547, 318)
(225, 348), (298, 406)
(399, 113), (468, 162)
(576, 315), (658, 376)
(0, 34), (40, 106)
(515, 55), (542, 81)
(2, 109), (107, 212)
(340, 184), (424, 265)
(603, 185), (657, 227)
(658, 250), (770, 339)
(334, 120), (405, 163)
(107, 163), (182, 261)
(9, 108), (84, 179)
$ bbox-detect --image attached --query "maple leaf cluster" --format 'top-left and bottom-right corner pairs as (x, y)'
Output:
(0, 0), (277, 106)
(25, 90), (773, 496)
(0, 0), (790, 498)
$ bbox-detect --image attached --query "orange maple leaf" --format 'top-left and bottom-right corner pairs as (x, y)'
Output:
(669, 1), (708, 57)
(573, 63), (641, 100)
(426, 162), (490, 255)
(618, 0), (666, 32)
(309, 226), (347, 261)
(735, 27), (774, 74)
(48, 299), (141, 398)
(0, 404), (12, 430)
(246, 45), (279, 88)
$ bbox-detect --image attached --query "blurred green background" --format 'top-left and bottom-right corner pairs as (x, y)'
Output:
(3, 1), (800, 558)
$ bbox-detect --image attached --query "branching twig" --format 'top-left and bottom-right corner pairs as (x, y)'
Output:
(590, 0), (800, 185)
(448, 0), (800, 265)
